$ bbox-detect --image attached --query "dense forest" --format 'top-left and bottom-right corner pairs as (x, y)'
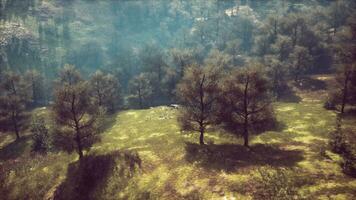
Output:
(1, 0), (356, 199)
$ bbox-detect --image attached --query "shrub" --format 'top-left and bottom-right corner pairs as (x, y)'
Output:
(329, 126), (347, 154)
(343, 154), (356, 178)
(253, 167), (302, 200)
(329, 121), (356, 178)
(31, 116), (51, 153)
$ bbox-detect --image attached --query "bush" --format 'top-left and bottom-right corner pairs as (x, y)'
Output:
(31, 116), (51, 153)
(329, 126), (347, 154)
(343, 154), (356, 178)
(329, 121), (356, 178)
(252, 167), (302, 200)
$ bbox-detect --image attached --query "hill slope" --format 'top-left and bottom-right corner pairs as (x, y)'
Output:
(1, 76), (356, 199)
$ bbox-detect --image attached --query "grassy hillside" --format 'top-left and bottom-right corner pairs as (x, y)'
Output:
(1, 76), (356, 199)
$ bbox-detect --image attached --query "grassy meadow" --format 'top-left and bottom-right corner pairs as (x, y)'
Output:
(1, 76), (356, 200)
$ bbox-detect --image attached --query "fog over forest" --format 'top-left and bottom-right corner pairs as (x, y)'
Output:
(0, 0), (356, 199)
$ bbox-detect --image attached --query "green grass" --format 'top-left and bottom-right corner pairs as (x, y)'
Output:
(90, 101), (355, 199)
(1, 92), (356, 199)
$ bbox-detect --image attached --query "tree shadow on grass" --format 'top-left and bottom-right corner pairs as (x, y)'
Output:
(0, 135), (30, 161)
(54, 151), (141, 200)
(185, 142), (304, 172)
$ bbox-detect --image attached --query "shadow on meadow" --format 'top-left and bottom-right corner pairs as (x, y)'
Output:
(0, 135), (30, 161)
(184, 142), (304, 172)
(54, 150), (141, 200)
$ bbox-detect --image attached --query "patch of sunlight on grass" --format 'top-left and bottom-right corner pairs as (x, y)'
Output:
(125, 111), (139, 118)
(82, 103), (352, 199)
(276, 106), (296, 112)
(297, 159), (343, 176)
(138, 150), (160, 163)
(174, 165), (197, 195)
(227, 193), (252, 200)
(193, 178), (210, 191)
(307, 181), (356, 200)
(222, 172), (251, 183)
(113, 135), (129, 140)
(0, 133), (14, 148)
(138, 165), (171, 194)
(293, 135), (323, 143)
(325, 150), (343, 163)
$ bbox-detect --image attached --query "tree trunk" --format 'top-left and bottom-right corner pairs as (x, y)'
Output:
(341, 74), (350, 114)
(138, 88), (143, 109)
(75, 128), (84, 159)
(199, 75), (206, 145)
(243, 116), (249, 147)
(72, 93), (84, 159)
(243, 75), (250, 148)
(199, 126), (205, 145)
(14, 122), (20, 140)
(294, 72), (299, 83)
(12, 112), (20, 140)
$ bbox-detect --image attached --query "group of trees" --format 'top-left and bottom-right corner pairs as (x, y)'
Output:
(1, 1), (355, 108)
(0, 65), (122, 159)
(1, 0), (356, 159)
(177, 62), (275, 147)
(52, 65), (123, 159)
(326, 12), (356, 177)
(52, 65), (103, 159)
(326, 11), (356, 113)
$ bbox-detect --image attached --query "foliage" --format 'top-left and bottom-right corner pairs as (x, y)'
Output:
(30, 115), (51, 153)
(289, 46), (312, 83)
(128, 72), (154, 109)
(24, 69), (46, 107)
(330, 117), (356, 177)
(263, 55), (289, 99)
(53, 64), (101, 159)
(90, 70), (122, 113)
(253, 167), (302, 200)
(176, 64), (221, 145)
(0, 21), (40, 72)
(0, 71), (31, 139)
(216, 63), (275, 147)
(329, 65), (356, 113)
